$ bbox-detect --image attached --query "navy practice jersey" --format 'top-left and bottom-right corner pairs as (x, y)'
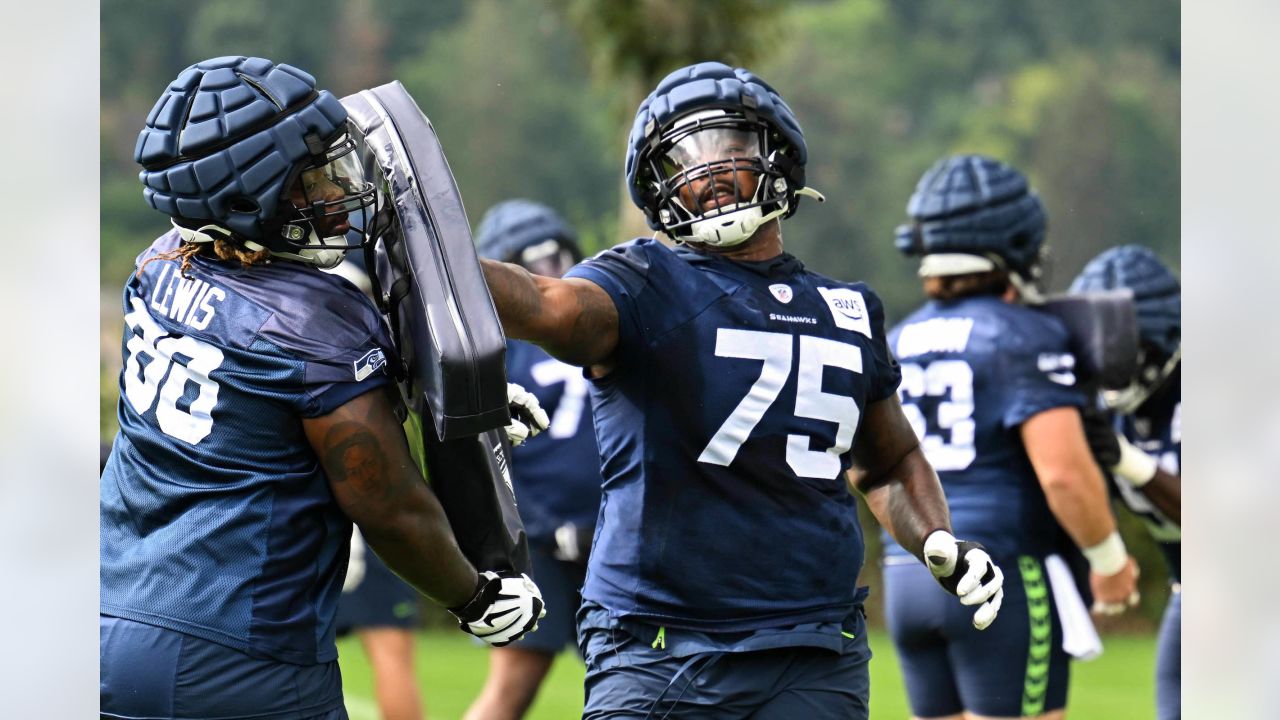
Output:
(1114, 383), (1181, 582)
(101, 230), (393, 665)
(505, 339), (602, 543)
(563, 238), (900, 632)
(884, 297), (1087, 562)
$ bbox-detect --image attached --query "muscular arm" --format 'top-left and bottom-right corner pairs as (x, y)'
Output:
(1020, 406), (1118, 547)
(480, 258), (619, 369)
(304, 385), (478, 609)
(847, 394), (951, 560)
(1139, 468), (1181, 524)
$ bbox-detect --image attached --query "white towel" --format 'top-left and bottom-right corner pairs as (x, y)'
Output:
(1045, 554), (1104, 661)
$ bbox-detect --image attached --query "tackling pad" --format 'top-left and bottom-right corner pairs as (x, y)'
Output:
(342, 82), (529, 574)
(1038, 290), (1139, 390)
(342, 81), (509, 439)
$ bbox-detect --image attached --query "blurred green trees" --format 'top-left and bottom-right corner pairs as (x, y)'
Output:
(101, 0), (1179, 310)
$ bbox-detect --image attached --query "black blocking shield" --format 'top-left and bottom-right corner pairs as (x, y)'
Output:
(1038, 290), (1139, 390)
(342, 82), (529, 574)
(342, 81), (509, 440)
(421, 427), (530, 574)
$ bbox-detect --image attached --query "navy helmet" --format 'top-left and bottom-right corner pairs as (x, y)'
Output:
(135, 56), (379, 268)
(1071, 245), (1180, 412)
(625, 62), (823, 247)
(896, 154), (1047, 295)
(474, 199), (582, 278)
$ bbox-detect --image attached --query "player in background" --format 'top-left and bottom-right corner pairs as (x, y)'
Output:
(479, 62), (1004, 719)
(883, 155), (1140, 720)
(100, 56), (544, 720)
(1071, 246), (1181, 720)
(463, 200), (603, 720)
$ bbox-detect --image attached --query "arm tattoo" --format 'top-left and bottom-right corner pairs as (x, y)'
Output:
(321, 421), (404, 512)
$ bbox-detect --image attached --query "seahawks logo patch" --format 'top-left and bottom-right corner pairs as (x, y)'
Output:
(353, 348), (388, 381)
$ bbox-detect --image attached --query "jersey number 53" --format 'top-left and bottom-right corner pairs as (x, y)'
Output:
(898, 360), (975, 471)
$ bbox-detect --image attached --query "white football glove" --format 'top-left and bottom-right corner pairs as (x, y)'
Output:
(504, 383), (550, 447)
(447, 570), (546, 647)
(923, 530), (1005, 630)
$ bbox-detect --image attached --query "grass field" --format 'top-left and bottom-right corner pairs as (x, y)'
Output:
(338, 630), (1157, 719)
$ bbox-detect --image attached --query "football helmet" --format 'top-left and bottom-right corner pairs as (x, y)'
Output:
(625, 62), (823, 247)
(135, 56), (381, 268)
(1070, 245), (1180, 413)
(474, 199), (582, 278)
(895, 154), (1047, 299)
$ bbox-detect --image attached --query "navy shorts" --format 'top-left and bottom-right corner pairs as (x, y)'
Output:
(335, 548), (420, 635)
(1156, 587), (1181, 720)
(884, 555), (1070, 718)
(510, 542), (587, 655)
(100, 615), (346, 720)
(578, 608), (870, 719)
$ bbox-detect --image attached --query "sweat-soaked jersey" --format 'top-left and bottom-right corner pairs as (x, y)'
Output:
(884, 296), (1087, 562)
(564, 238), (900, 633)
(101, 230), (393, 665)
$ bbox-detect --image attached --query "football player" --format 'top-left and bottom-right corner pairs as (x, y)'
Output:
(479, 62), (1003, 719)
(1072, 245), (1181, 720)
(100, 56), (544, 720)
(883, 155), (1140, 720)
(464, 200), (603, 720)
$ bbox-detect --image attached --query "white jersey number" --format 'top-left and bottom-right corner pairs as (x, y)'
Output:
(530, 358), (590, 439)
(899, 360), (976, 471)
(698, 329), (862, 480)
(123, 296), (224, 444)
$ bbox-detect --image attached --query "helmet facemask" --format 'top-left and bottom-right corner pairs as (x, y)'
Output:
(260, 129), (382, 269)
(1102, 343), (1180, 414)
(643, 110), (793, 247)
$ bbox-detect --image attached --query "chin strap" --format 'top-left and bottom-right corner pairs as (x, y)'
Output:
(171, 220), (234, 245)
(795, 186), (826, 203)
(240, 227), (351, 270)
(687, 183), (827, 248)
(1007, 269), (1044, 304)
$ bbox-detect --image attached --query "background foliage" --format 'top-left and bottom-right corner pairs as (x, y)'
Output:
(101, 0), (1180, 625)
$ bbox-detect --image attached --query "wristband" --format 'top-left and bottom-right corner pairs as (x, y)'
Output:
(1111, 435), (1159, 487)
(1082, 531), (1128, 576)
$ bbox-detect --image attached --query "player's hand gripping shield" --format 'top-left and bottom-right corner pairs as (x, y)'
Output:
(341, 82), (530, 574)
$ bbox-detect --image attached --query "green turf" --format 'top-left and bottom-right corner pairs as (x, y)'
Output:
(338, 630), (1156, 719)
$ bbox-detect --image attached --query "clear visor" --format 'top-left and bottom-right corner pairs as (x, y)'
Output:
(291, 144), (370, 214)
(661, 126), (761, 180)
(284, 133), (379, 242)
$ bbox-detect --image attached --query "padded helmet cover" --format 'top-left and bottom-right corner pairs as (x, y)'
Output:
(625, 62), (808, 231)
(474, 199), (581, 262)
(895, 154), (1047, 275)
(1070, 245), (1180, 358)
(135, 55), (349, 245)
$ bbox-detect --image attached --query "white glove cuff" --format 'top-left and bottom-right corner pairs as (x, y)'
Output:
(1112, 435), (1158, 487)
(1083, 530), (1128, 576)
(922, 529), (958, 578)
